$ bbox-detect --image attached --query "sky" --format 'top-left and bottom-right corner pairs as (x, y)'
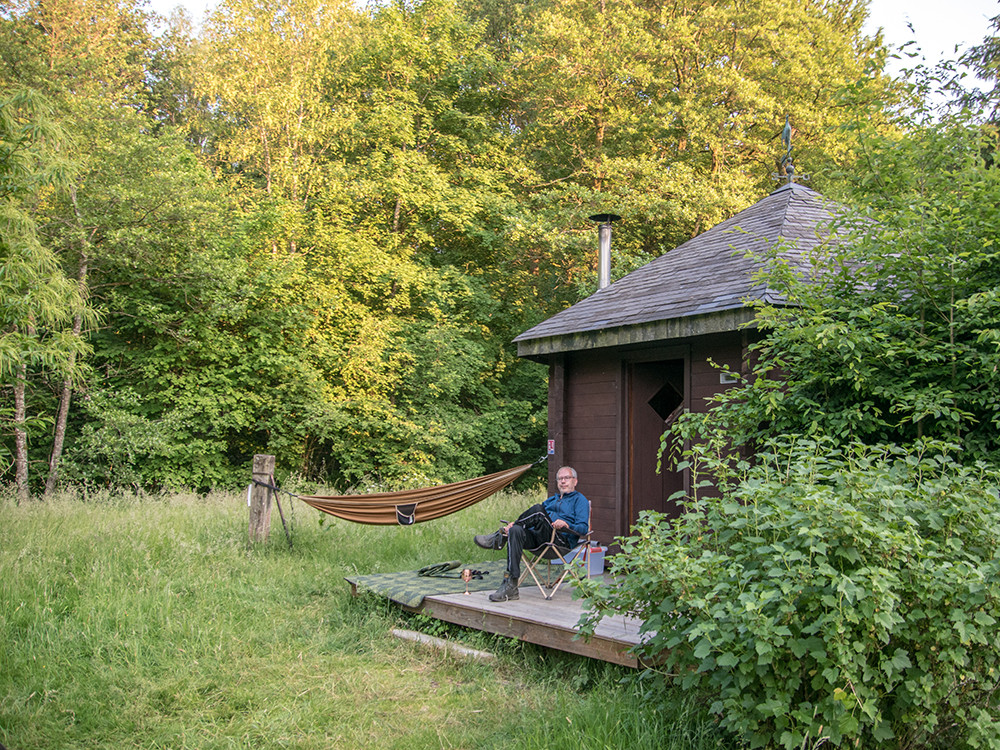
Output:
(147, 0), (999, 72)
(863, 0), (998, 73)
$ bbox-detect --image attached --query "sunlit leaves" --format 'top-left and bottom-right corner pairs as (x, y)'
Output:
(503, 0), (891, 301)
(0, 89), (89, 379)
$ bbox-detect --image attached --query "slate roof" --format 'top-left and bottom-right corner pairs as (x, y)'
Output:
(514, 182), (846, 356)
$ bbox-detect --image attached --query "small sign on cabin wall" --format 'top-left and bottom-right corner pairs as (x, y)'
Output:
(547, 440), (555, 455)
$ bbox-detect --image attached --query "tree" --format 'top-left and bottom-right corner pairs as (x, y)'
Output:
(500, 0), (892, 303)
(189, 0), (546, 485)
(198, 0), (356, 207)
(39, 104), (319, 491)
(144, 8), (214, 142)
(0, 0), (154, 103)
(0, 88), (90, 500)
(0, 0), (182, 493)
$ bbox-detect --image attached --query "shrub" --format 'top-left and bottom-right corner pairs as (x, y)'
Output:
(578, 438), (1000, 749)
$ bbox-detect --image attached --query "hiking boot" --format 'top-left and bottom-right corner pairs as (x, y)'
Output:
(474, 529), (507, 550)
(488, 574), (519, 602)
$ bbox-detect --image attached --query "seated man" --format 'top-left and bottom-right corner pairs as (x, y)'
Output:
(473, 465), (589, 602)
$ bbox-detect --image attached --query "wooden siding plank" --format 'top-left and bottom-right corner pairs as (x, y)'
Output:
(570, 383), (618, 395)
(566, 437), (618, 452)
(565, 416), (618, 433)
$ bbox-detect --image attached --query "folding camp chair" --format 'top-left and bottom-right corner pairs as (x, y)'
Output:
(518, 507), (593, 600)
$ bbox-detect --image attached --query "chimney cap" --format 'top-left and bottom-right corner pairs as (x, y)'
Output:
(588, 213), (621, 224)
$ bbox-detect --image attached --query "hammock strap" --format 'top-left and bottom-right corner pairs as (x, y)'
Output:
(251, 478), (300, 499)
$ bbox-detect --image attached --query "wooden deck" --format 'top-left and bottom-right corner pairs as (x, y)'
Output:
(400, 576), (649, 667)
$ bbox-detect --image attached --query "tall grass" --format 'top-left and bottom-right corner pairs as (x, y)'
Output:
(1, 486), (729, 749)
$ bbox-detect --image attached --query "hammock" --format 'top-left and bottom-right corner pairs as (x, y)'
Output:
(297, 463), (535, 526)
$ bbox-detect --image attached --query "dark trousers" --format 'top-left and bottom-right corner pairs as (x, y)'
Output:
(506, 504), (555, 581)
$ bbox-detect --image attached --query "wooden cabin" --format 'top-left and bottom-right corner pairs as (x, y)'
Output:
(514, 182), (845, 546)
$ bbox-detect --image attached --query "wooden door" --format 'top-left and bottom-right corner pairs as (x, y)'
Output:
(627, 359), (686, 529)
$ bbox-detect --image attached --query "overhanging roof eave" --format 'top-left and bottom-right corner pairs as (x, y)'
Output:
(515, 307), (759, 361)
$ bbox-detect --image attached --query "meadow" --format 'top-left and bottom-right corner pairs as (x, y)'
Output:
(0, 486), (728, 749)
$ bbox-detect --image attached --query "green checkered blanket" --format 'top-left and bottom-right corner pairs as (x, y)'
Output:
(346, 559), (507, 608)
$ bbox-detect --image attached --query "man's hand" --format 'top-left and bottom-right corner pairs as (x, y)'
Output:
(551, 519), (568, 530)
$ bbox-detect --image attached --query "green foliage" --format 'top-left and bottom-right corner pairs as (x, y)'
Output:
(58, 388), (181, 490)
(31, 103), (292, 490)
(0, 0), (155, 104)
(579, 438), (1000, 749)
(501, 0), (890, 301)
(190, 0), (550, 487)
(0, 87), (92, 489)
(0, 88), (88, 378)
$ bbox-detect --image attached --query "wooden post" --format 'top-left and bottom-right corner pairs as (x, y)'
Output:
(249, 454), (276, 544)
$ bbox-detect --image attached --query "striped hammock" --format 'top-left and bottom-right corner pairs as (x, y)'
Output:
(297, 463), (534, 526)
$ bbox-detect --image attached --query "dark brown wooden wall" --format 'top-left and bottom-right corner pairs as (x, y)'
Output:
(548, 353), (622, 544)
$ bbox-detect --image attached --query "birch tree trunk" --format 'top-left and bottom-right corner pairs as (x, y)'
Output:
(44, 188), (90, 498)
(14, 361), (29, 504)
(44, 305), (84, 498)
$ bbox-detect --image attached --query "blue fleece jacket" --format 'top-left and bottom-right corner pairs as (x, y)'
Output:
(542, 490), (590, 546)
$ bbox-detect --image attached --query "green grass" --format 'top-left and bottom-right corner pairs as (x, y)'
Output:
(1, 486), (729, 749)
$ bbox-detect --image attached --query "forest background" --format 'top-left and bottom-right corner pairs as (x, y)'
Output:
(0, 0), (984, 498)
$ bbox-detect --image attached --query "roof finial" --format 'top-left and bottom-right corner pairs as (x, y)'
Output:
(773, 115), (807, 186)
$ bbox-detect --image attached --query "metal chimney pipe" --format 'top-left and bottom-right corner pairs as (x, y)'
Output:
(589, 213), (621, 290)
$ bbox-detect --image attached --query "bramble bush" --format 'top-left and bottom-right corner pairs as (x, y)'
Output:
(578, 438), (1000, 749)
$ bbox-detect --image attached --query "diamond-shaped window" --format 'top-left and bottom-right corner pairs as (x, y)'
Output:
(648, 383), (682, 422)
